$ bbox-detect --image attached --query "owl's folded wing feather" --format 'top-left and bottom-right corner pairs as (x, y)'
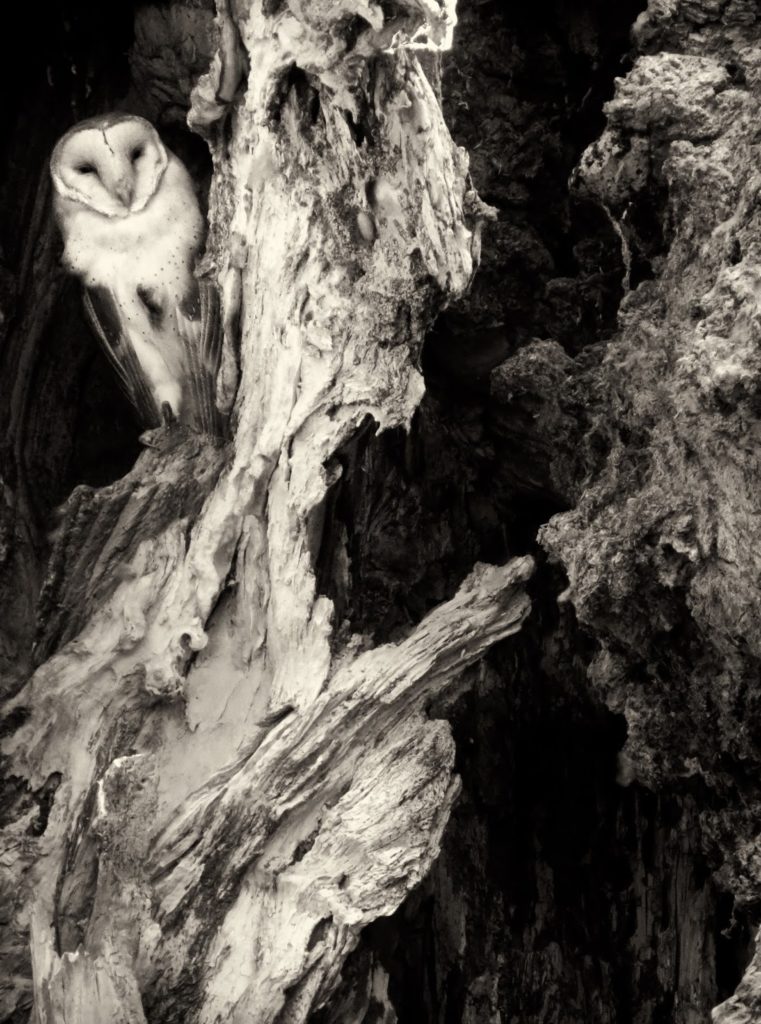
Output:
(84, 280), (225, 436)
(174, 278), (225, 437)
(83, 286), (163, 428)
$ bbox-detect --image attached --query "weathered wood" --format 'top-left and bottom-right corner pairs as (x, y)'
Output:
(6, 0), (761, 1021)
(0, 2), (530, 1021)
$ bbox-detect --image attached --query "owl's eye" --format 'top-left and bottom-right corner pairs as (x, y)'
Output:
(77, 163), (96, 175)
(131, 146), (144, 162)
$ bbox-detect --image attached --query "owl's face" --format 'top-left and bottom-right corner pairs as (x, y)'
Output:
(51, 114), (168, 218)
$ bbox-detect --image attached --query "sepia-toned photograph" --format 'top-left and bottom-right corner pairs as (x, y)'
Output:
(1, 1), (759, 1021)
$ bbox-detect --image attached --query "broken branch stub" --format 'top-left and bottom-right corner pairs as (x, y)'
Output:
(0, 2), (527, 1022)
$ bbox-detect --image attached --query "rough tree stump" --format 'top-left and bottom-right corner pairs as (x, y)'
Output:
(5, 1), (761, 1022)
(0, 2), (533, 1021)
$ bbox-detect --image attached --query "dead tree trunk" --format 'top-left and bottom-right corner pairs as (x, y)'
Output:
(5, 1), (761, 1022)
(0, 2), (532, 1021)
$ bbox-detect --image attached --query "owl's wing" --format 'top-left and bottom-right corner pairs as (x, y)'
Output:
(174, 279), (225, 437)
(83, 285), (163, 428)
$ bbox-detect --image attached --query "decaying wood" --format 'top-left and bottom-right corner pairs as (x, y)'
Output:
(17, 557), (531, 1022)
(7, 0), (761, 1020)
(0, 2), (532, 1021)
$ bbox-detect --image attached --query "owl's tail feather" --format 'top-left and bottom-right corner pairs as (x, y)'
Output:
(175, 280), (225, 437)
(83, 286), (163, 429)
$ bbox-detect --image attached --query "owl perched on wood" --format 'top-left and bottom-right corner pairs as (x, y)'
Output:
(50, 113), (222, 434)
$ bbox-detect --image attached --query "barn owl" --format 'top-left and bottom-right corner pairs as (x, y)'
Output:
(50, 113), (222, 433)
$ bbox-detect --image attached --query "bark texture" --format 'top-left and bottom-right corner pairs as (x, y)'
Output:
(3, 0), (761, 1022)
(1, 1), (531, 1021)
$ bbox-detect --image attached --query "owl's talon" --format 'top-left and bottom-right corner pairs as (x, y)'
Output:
(138, 429), (160, 448)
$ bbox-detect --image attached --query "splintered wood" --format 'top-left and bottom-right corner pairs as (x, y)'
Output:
(0, 2), (532, 1021)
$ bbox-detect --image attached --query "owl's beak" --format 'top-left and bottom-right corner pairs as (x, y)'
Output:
(114, 179), (134, 210)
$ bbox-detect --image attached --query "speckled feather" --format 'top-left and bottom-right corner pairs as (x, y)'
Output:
(50, 114), (222, 433)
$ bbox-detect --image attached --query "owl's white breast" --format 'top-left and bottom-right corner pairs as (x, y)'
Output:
(56, 152), (205, 303)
